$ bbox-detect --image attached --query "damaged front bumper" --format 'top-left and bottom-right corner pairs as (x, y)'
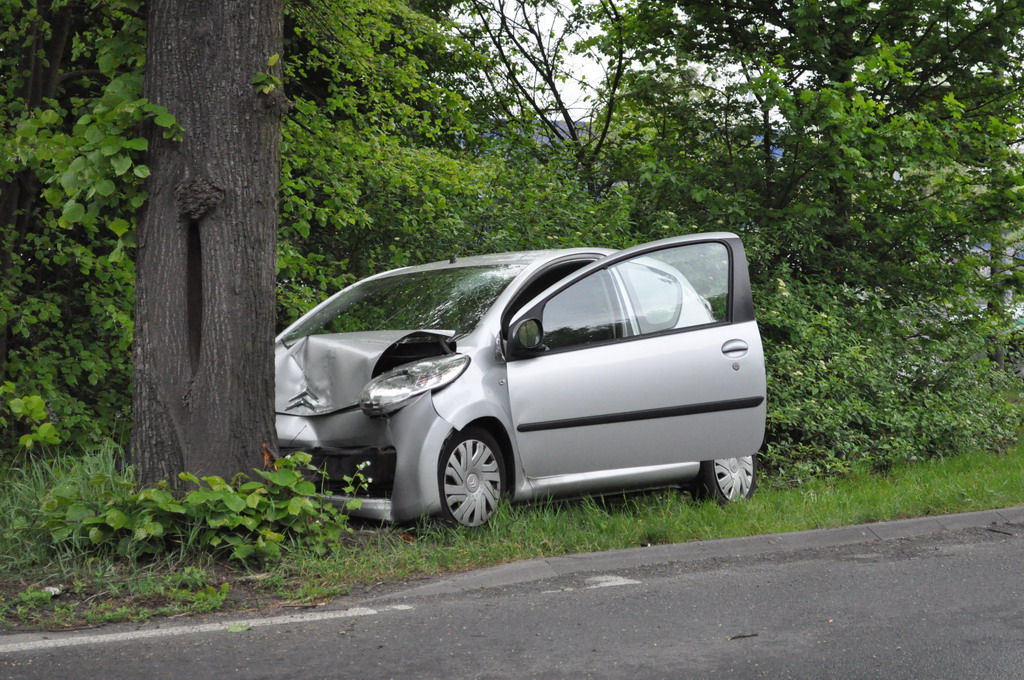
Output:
(277, 443), (397, 496)
(276, 392), (454, 523)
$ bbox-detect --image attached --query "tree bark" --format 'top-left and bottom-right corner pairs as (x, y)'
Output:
(132, 1), (283, 486)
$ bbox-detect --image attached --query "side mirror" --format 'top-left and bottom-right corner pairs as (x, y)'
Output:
(508, 318), (544, 355)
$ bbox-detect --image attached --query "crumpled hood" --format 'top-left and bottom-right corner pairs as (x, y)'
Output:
(275, 330), (454, 416)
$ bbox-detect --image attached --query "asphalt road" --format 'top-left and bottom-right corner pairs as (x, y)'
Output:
(2, 507), (1022, 680)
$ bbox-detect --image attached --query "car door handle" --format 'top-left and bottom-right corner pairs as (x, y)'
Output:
(721, 339), (749, 358)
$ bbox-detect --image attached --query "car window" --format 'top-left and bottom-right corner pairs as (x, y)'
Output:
(541, 270), (630, 350)
(613, 242), (729, 333)
(281, 264), (524, 346)
(616, 261), (683, 333)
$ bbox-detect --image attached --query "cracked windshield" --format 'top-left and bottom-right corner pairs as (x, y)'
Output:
(282, 265), (524, 345)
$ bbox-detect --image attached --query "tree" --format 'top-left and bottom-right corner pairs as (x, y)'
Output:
(131, 1), (285, 485)
(600, 0), (1024, 476)
(615, 0), (1024, 298)
(1, 1), (147, 454)
(454, 0), (631, 195)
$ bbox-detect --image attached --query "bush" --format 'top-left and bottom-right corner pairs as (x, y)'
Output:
(1, 445), (358, 568)
(758, 275), (1024, 482)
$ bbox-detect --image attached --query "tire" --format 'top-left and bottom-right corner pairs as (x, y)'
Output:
(437, 426), (506, 527)
(693, 454), (757, 504)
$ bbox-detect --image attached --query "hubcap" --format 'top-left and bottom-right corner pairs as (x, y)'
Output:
(443, 439), (502, 526)
(712, 456), (754, 500)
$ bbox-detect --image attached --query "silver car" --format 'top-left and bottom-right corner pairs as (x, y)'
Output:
(275, 232), (766, 526)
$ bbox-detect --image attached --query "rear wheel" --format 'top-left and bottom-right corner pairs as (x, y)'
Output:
(693, 455), (756, 504)
(438, 426), (506, 527)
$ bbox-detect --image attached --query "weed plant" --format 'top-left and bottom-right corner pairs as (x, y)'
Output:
(0, 441), (134, 573)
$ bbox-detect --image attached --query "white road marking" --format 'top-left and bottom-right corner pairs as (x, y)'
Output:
(0, 604), (414, 655)
(584, 575), (641, 589)
(541, 576), (641, 594)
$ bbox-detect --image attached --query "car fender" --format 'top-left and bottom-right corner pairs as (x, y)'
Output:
(385, 393), (456, 522)
(429, 354), (526, 494)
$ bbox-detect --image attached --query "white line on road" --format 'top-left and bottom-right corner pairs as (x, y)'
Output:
(584, 575), (641, 589)
(0, 604), (415, 655)
(542, 575), (642, 594)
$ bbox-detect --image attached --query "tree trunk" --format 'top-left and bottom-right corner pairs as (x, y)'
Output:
(132, 1), (283, 486)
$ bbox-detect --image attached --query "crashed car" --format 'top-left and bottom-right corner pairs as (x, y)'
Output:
(275, 232), (766, 526)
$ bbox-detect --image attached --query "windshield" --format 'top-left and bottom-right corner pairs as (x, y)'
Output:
(281, 264), (525, 346)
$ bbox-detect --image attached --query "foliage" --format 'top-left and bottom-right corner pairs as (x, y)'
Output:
(6, 448), (358, 565)
(1, 0), (1022, 484)
(615, 1), (1024, 292)
(759, 275), (1024, 480)
(5, 438), (1024, 628)
(275, 0), (635, 329)
(601, 0), (1024, 475)
(453, 0), (634, 193)
(0, 0), (177, 453)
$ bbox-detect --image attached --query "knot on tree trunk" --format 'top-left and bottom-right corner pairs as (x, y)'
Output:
(175, 177), (224, 220)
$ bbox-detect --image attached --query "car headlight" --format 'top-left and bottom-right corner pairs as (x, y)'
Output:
(359, 353), (470, 416)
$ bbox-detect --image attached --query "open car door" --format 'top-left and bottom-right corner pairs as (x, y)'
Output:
(504, 233), (766, 482)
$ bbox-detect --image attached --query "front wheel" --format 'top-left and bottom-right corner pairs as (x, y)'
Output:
(438, 426), (506, 527)
(693, 454), (757, 504)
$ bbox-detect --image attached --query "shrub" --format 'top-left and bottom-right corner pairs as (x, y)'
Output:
(757, 275), (1024, 482)
(1, 445), (358, 566)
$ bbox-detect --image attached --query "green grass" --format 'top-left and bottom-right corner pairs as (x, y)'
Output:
(2, 441), (1023, 629)
(267, 443), (1024, 597)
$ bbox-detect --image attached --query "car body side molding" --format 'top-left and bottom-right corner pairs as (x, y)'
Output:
(516, 396), (766, 433)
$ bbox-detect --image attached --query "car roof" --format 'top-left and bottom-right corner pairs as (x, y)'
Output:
(373, 248), (615, 276)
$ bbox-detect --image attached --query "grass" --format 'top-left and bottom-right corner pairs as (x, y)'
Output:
(2, 440), (1023, 630)
(266, 443), (1024, 596)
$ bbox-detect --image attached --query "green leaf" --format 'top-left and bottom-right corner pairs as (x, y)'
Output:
(142, 521), (165, 537)
(62, 201), (86, 223)
(100, 140), (122, 156)
(133, 164), (150, 178)
(122, 137), (149, 150)
(287, 496), (311, 515)
(261, 530), (285, 543)
(84, 126), (106, 144)
(42, 187), (63, 206)
(154, 112), (176, 127)
(239, 516), (260, 531)
(293, 480), (316, 496)
(111, 155), (132, 175)
(105, 508), (128, 529)
(65, 502), (95, 522)
(108, 218), (131, 237)
(267, 53), (281, 67)
(221, 493), (247, 514)
(35, 422), (60, 444)
(202, 475), (231, 491)
(231, 543), (256, 560)
(260, 468), (299, 487)
(95, 179), (116, 197)
(50, 526), (74, 541)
